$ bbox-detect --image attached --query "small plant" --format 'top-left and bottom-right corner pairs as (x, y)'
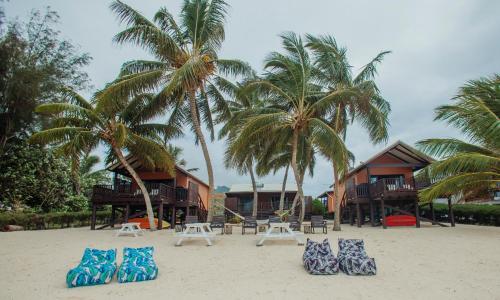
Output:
(312, 199), (326, 216)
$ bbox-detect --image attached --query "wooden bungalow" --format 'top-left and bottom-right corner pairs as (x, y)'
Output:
(224, 183), (312, 219)
(332, 140), (454, 229)
(90, 155), (209, 230)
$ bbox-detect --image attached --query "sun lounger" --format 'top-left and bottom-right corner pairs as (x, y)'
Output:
(303, 239), (339, 275)
(66, 248), (117, 288)
(337, 239), (377, 275)
(117, 247), (158, 283)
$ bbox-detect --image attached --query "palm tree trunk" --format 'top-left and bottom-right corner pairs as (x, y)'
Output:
(248, 161), (258, 217)
(113, 146), (156, 231)
(279, 164), (289, 211)
(332, 162), (342, 231)
(70, 156), (81, 195)
(290, 129), (305, 223)
(188, 91), (215, 221)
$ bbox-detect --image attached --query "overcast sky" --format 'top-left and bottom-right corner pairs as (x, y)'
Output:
(5, 0), (500, 196)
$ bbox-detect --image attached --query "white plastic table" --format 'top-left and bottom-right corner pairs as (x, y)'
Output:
(175, 223), (216, 246)
(256, 222), (304, 246)
(116, 223), (144, 237)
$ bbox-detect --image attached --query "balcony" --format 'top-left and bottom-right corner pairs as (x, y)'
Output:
(91, 182), (199, 207)
(346, 177), (431, 202)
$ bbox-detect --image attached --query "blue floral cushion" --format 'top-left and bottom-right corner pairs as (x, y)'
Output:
(66, 248), (117, 288)
(303, 239), (339, 275)
(117, 247), (158, 283)
(338, 239), (376, 276)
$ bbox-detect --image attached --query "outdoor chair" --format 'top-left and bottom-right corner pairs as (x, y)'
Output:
(210, 215), (226, 234)
(118, 246), (158, 283)
(287, 215), (301, 231)
(183, 216), (200, 231)
(66, 248), (117, 288)
(242, 216), (258, 234)
(311, 215), (328, 234)
(303, 238), (339, 275)
(337, 239), (377, 276)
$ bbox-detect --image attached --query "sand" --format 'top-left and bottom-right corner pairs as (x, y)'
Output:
(1, 224), (500, 300)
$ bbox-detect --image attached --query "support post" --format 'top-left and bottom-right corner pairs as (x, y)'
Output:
(356, 203), (361, 228)
(447, 197), (455, 227)
(158, 204), (164, 230)
(370, 201), (375, 226)
(110, 205), (116, 228)
(380, 197), (387, 229)
(349, 204), (354, 226)
(91, 204), (97, 230)
(415, 198), (421, 228)
(430, 201), (436, 225)
(172, 206), (177, 226)
(125, 204), (130, 223)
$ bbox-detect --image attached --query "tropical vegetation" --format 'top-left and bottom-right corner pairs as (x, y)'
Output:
(417, 75), (499, 202)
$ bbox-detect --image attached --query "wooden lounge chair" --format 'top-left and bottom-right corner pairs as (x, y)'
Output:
(287, 215), (301, 231)
(210, 215), (226, 234)
(242, 216), (257, 235)
(311, 215), (327, 234)
(183, 216), (199, 231)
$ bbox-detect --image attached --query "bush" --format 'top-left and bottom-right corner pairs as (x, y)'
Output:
(420, 203), (500, 226)
(0, 210), (113, 230)
(311, 199), (326, 216)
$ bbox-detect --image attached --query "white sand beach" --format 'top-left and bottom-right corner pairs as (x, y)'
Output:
(1, 224), (500, 300)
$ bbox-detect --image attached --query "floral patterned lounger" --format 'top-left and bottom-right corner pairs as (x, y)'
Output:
(338, 239), (377, 276)
(66, 248), (117, 288)
(117, 246), (158, 283)
(303, 238), (339, 275)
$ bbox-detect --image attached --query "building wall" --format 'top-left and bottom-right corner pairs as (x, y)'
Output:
(130, 169), (210, 208)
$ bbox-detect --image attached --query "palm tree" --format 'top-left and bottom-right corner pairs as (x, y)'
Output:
(78, 154), (111, 197)
(230, 32), (350, 222)
(306, 34), (391, 230)
(218, 73), (263, 217)
(29, 88), (175, 230)
(106, 0), (252, 221)
(165, 144), (199, 172)
(417, 75), (499, 202)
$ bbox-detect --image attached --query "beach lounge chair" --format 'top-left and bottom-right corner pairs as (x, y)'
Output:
(183, 216), (199, 230)
(337, 239), (377, 276)
(66, 248), (117, 288)
(311, 215), (327, 233)
(303, 239), (339, 275)
(242, 216), (257, 234)
(117, 246), (158, 283)
(287, 215), (301, 231)
(210, 215), (226, 234)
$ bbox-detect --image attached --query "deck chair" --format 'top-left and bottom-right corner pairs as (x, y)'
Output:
(303, 239), (339, 275)
(118, 247), (158, 283)
(337, 239), (377, 276)
(66, 248), (117, 288)
(311, 215), (327, 234)
(287, 215), (301, 231)
(210, 215), (226, 234)
(183, 215), (200, 231)
(242, 216), (257, 235)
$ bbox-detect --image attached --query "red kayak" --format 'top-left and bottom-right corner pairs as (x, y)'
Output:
(386, 215), (416, 227)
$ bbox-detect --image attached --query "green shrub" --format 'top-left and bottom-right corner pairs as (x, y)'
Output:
(0, 210), (113, 230)
(311, 199), (326, 216)
(420, 203), (500, 226)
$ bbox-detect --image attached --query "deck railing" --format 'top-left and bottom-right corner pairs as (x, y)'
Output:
(92, 182), (180, 205)
(346, 176), (432, 201)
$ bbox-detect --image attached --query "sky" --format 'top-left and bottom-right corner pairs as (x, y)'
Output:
(4, 0), (500, 197)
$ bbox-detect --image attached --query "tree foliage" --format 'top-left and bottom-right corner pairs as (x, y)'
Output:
(0, 8), (91, 152)
(418, 75), (500, 202)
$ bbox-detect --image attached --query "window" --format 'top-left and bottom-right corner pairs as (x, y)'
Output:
(239, 196), (253, 214)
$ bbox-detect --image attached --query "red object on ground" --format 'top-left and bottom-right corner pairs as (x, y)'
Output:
(386, 215), (416, 227)
(128, 217), (169, 229)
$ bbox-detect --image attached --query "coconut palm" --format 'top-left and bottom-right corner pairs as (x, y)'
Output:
(417, 75), (500, 202)
(218, 73), (264, 217)
(106, 0), (252, 221)
(29, 88), (175, 230)
(165, 144), (199, 172)
(306, 34), (391, 230)
(230, 32), (351, 222)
